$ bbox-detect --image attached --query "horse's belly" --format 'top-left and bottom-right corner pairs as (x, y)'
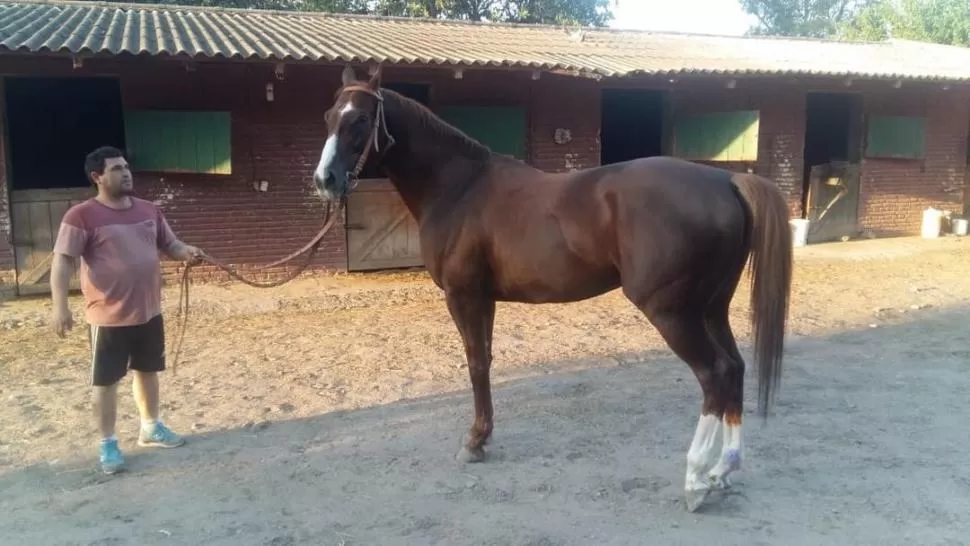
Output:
(492, 253), (620, 304)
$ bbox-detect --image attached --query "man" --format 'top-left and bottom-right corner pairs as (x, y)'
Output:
(50, 145), (204, 475)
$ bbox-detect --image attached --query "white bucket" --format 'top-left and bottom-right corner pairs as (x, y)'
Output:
(952, 217), (969, 236)
(921, 207), (943, 238)
(790, 218), (810, 247)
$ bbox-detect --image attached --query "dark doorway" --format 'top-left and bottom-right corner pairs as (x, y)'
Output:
(802, 92), (863, 243)
(5, 77), (126, 190)
(600, 88), (666, 165)
(385, 82), (430, 106)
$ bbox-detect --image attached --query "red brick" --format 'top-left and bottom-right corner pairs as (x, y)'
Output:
(0, 57), (967, 296)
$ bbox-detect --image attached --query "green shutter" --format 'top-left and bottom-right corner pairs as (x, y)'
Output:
(865, 115), (925, 159)
(673, 110), (760, 162)
(124, 110), (232, 174)
(436, 105), (527, 160)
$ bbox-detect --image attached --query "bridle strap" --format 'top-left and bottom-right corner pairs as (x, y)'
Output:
(338, 84), (395, 184)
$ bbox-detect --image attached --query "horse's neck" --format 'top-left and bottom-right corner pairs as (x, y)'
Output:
(380, 97), (488, 222)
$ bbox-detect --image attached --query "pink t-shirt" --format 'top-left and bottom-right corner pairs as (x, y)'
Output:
(53, 197), (177, 327)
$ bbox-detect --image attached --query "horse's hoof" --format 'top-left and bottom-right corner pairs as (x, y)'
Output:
(684, 488), (710, 512)
(456, 446), (486, 463)
(707, 474), (731, 490)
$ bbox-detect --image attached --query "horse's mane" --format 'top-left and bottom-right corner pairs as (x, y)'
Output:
(373, 85), (493, 161)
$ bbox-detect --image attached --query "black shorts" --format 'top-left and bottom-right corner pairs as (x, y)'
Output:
(88, 314), (166, 387)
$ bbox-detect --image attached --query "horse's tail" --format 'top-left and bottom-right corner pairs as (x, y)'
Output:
(731, 173), (793, 422)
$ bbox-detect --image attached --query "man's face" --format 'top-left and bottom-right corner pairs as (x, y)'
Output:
(92, 157), (133, 198)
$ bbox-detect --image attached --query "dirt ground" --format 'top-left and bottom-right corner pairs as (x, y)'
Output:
(2, 236), (970, 545)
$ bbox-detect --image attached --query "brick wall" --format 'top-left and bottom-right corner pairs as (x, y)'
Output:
(610, 76), (969, 234)
(374, 67), (603, 174)
(1, 56), (968, 296)
(122, 60), (349, 282)
(0, 56), (350, 289)
(530, 74), (602, 173)
(858, 89), (968, 236)
(668, 81), (806, 217)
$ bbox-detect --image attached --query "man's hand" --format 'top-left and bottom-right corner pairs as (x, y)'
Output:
(181, 244), (204, 261)
(51, 304), (74, 338)
(170, 242), (205, 263)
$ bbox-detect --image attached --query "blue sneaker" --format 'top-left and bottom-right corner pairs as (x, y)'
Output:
(100, 438), (125, 474)
(137, 421), (186, 448)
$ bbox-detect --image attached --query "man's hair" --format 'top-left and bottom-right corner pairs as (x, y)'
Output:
(84, 146), (126, 183)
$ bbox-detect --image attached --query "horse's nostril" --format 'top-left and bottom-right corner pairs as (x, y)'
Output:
(324, 170), (336, 186)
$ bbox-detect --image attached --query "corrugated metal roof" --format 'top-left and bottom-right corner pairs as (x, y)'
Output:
(3, 0), (970, 81)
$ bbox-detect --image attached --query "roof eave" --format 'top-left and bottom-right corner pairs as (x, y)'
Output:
(2, 48), (969, 84)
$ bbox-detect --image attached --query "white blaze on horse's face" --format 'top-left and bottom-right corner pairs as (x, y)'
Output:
(314, 102), (357, 201)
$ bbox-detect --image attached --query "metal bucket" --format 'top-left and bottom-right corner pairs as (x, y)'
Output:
(790, 219), (810, 247)
(952, 217), (969, 236)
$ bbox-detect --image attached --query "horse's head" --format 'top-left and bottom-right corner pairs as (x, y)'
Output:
(313, 64), (393, 202)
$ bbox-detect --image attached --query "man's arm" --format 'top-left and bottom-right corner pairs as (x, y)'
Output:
(50, 252), (76, 310)
(51, 209), (87, 336)
(163, 238), (196, 261)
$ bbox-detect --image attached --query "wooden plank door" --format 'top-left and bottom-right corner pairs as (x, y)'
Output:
(805, 162), (862, 243)
(10, 188), (94, 296)
(345, 179), (423, 271)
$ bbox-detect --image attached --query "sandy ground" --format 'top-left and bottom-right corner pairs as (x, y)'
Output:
(1, 236), (970, 545)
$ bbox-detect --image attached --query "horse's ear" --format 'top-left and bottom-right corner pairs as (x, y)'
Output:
(341, 64), (356, 86)
(367, 64), (382, 89)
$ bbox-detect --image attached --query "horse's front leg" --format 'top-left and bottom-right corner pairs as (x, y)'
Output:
(445, 291), (496, 463)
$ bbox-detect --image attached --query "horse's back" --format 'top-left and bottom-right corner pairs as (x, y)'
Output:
(552, 156), (751, 283)
(555, 156), (746, 241)
(450, 155), (750, 303)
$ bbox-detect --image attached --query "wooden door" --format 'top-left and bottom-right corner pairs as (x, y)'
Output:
(345, 179), (423, 271)
(10, 188), (93, 295)
(805, 161), (861, 243)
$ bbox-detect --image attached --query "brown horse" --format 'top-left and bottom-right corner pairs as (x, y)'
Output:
(314, 65), (793, 512)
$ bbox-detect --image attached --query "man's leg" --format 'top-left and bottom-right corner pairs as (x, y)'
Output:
(89, 323), (130, 474)
(132, 370), (159, 425)
(132, 314), (185, 448)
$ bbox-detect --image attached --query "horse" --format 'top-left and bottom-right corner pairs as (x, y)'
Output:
(313, 64), (793, 512)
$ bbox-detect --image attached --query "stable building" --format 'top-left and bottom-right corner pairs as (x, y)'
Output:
(1, 0), (968, 297)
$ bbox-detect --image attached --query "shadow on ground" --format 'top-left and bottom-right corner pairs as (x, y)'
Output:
(2, 305), (970, 546)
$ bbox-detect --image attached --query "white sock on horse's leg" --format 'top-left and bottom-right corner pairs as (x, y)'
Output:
(708, 414), (743, 488)
(684, 413), (723, 511)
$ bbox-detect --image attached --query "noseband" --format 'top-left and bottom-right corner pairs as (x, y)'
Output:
(339, 84), (396, 188)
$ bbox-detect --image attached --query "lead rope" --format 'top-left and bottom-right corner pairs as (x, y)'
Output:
(169, 86), (393, 376)
(168, 196), (345, 376)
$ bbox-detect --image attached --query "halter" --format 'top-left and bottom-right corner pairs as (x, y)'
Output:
(338, 84), (396, 189)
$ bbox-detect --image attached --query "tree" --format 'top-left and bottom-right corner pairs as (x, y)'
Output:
(739, 0), (875, 38)
(837, 0), (970, 46)
(94, 0), (614, 26)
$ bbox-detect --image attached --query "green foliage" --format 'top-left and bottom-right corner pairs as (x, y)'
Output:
(741, 0), (970, 46)
(838, 0), (970, 46)
(91, 0), (613, 26)
(739, 0), (876, 38)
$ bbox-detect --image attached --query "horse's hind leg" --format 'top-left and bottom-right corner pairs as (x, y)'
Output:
(632, 296), (733, 512)
(702, 296), (746, 491)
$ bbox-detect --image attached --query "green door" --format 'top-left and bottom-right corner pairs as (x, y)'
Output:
(436, 105), (527, 160)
